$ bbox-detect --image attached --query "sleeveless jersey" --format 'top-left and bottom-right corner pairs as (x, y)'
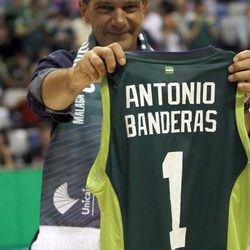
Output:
(87, 46), (250, 250)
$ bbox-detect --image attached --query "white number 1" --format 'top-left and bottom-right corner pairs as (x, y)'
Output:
(162, 151), (187, 250)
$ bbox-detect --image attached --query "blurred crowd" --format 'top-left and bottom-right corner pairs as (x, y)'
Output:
(0, 0), (249, 170)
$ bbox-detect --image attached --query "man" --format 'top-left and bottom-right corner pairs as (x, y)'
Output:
(28, 0), (250, 250)
(28, 1), (151, 250)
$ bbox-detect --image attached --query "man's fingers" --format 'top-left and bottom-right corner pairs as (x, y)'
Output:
(245, 91), (250, 100)
(233, 50), (250, 62)
(228, 59), (250, 74)
(108, 43), (126, 66)
(228, 70), (250, 82)
(92, 46), (117, 74)
(99, 47), (117, 73)
(77, 44), (126, 83)
(78, 54), (100, 81)
(227, 50), (250, 102)
(237, 82), (250, 92)
(88, 51), (107, 76)
(228, 50), (250, 84)
(92, 43), (126, 74)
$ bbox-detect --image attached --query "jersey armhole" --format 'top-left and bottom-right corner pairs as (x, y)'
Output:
(236, 89), (250, 159)
(87, 76), (110, 194)
(227, 89), (250, 250)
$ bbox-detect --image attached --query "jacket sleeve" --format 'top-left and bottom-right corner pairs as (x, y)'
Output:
(27, 49), (77, 123)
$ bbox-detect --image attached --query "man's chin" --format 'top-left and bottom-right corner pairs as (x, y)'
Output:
(114, 39), (136, 51)
(100, 34), (136, 51)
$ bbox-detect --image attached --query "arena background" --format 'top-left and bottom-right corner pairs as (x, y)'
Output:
(0, 0), (249, 249)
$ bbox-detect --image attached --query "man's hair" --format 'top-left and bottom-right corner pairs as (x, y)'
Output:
(82, 0), (146, 5)
(82, 0), (145, 3)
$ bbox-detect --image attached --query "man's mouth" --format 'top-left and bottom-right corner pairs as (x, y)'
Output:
(107, 31), (129, 36)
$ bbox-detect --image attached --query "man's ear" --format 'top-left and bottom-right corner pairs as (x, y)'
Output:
(78, 0), (89, 22)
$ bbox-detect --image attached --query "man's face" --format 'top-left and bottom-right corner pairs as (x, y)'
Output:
(80, 0), (148, 51)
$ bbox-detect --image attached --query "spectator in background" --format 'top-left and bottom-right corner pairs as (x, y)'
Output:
(174, 0), (195, 48)
(4, 0), (24, 35)
(6, 52), (32, 87)
(70, 11), (92, 48)
(8, 74), (42, 128)
(0, 96), (11, 129)
(0, 130), (14, 170)
(0, 1), (7, 7)
(14, 0), (48, 61)
(160, 1), (186, 51)
(0, 56), (19, 89)
(186, 0), (218, 49)
(50, 0), (67, 12)
(142, 1), (163, 50)
(148, 0), (162, 12)
(216, 1), (249, 52)
(0, 9), (18, 60)
(23, 120), (51, 165)
(67, 0), (80, 16)
(10, 96), (42, 128)
(238, 5), (250, 50)
(46, 8), (75, 51)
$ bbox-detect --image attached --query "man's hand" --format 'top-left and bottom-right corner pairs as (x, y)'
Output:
(42, 43), (126, 111)
(228, 50), (250, 99)
(72, 42), (126, 88)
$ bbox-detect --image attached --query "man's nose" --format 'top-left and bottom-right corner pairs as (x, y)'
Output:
(111, 8), (126, 27)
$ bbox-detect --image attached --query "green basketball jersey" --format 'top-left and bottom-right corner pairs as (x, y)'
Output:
(87, 46), (250, 250)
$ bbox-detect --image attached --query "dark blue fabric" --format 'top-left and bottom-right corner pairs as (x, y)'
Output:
(27, 50), (77, 122)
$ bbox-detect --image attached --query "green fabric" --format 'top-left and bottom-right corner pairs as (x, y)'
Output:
(0, 169), (42, 248)
(227, 90), (250, 250)
(87, 77), (124, 250)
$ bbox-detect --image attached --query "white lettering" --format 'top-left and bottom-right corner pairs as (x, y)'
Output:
(193, 110), (204, 132)
(139, 84), (153, 107)
(205, 110), (217, 132)
(126, 85), (139, 108)
(153, 83), (166, 105)
(203, 82), (215, 104)
(181, 111), (192, 133)
(148, 112), (161, 135)
(168, 83), (181, 105)
(125, 115), (137, 138)
(138, 113), (148, 136)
